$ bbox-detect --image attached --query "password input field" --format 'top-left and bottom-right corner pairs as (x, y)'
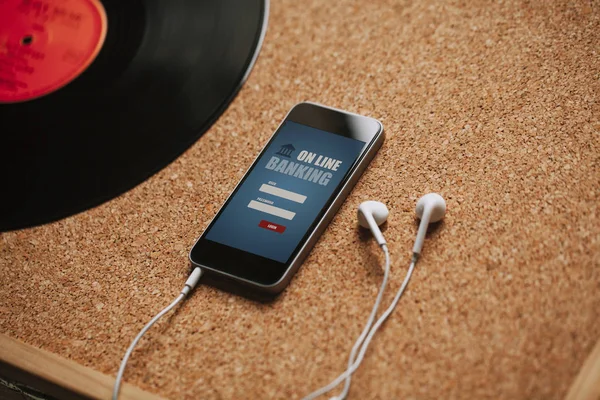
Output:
(259, 184), (307, 204)
(247, 200), (296, 220)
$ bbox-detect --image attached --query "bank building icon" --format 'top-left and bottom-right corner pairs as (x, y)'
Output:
(276, 144), (295, 158)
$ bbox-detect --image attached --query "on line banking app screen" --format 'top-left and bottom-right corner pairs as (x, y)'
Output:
(205, 121), (366, 263)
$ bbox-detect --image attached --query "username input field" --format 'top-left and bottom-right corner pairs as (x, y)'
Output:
(247, 200), (296, 220)
(259, 184), (307, 204)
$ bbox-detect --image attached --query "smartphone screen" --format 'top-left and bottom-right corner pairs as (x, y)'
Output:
(190, 103), (383, 292)
(204, 120), (366, 263)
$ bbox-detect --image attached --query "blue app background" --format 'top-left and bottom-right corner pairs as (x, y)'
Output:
(205, 121), (366, 263)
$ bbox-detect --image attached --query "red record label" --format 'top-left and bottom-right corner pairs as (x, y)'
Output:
(0, 0), (107, 103)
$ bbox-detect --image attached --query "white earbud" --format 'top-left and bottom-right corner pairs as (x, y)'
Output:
(413, 193), (446, 256)
(357, 201), (389, 246)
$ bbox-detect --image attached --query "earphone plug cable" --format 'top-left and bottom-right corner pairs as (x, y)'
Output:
(182, 267), (203, 296)
(112, 267), (203, 400)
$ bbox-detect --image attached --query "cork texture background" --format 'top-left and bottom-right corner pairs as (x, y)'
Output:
(1, 0), (599, 398)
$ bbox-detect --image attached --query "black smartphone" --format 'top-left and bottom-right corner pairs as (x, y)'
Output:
(189, 102), (384, 296)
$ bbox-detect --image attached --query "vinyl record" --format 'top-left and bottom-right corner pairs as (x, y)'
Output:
(0, 0), (268, 231)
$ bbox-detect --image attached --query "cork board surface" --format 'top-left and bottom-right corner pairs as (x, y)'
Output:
(1, 0), (599, 399)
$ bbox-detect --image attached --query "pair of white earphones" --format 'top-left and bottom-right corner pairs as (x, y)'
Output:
(303, 193), (446, 400)
(113, 193), (446, 400)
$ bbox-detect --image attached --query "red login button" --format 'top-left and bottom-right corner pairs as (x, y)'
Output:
(259, 220), (286, 233)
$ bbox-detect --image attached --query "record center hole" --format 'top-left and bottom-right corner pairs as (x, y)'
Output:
(21, 35), (34, 46)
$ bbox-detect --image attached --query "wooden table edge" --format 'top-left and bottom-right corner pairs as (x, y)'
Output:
(1, 331), (598, 399)
(0, 333), (165, 400)
(565, 337), (600, 400)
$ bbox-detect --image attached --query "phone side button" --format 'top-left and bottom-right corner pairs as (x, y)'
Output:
(258, 220), (286, 233)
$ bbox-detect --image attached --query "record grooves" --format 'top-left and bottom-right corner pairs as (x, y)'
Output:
(0, 0), (269, 231)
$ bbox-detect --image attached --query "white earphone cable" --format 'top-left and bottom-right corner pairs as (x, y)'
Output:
(112, 196), (443, 400)
(112, 267), (203, 400)
(338, 244), (390, 398)
(303, 254), (418, 400)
